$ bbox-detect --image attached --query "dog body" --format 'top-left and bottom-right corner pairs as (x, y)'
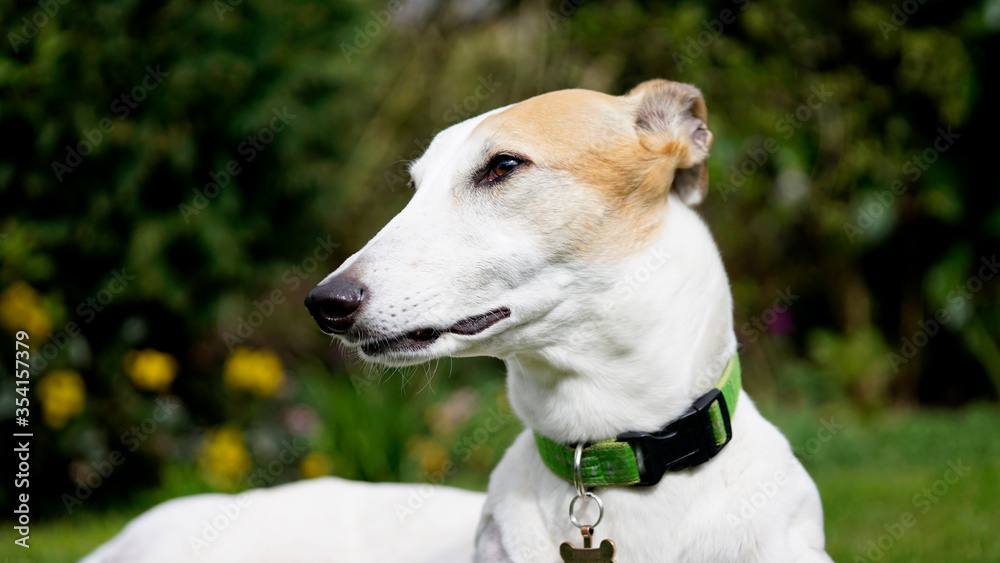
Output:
(82, 477), (483, 562)
(86, 80), (831, 562)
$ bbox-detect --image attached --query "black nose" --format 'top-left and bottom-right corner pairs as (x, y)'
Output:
(304, 278), (366, 333)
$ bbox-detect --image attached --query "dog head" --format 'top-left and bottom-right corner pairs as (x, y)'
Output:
(305, 80), (713, 367)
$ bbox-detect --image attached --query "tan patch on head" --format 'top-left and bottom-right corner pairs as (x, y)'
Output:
(472, 88), (690, 259)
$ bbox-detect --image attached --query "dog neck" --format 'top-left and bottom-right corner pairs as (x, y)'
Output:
(503, 195), (737, 444)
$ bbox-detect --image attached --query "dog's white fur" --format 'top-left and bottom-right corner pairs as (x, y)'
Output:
(85, 81), (831, 562)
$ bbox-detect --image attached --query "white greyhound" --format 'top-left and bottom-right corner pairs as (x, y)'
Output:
(85, 79), (831, 562)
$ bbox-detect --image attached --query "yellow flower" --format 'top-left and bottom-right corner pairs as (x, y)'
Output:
(198, 426), (252, 490)
(37, 370), (85, 428)
(408, 437), (449, 476)
(300, 452), (333, 479)
(223, 347), (285, 397)
(0, 282), (52, 339)
(124, 349), (178, 392)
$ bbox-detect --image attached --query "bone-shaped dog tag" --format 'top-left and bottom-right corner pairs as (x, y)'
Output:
(559, 526), (616, 563)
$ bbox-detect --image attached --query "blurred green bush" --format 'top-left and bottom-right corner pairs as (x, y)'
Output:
(0, 0), (997, 519)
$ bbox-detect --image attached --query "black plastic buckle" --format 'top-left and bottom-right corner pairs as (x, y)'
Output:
(617, 389), (732, 487)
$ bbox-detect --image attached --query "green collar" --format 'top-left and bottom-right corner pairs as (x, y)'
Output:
(533, 354), (741, 487)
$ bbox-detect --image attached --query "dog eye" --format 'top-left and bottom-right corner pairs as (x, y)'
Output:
(484, 155), (523, 183)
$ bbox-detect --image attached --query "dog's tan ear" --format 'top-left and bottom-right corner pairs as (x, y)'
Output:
(627, 79), (712, 206)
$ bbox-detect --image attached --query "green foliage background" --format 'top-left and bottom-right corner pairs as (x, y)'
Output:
(0, 0), (998, 560)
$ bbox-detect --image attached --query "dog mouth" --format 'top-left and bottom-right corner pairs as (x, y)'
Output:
(359, 307), (511, 356)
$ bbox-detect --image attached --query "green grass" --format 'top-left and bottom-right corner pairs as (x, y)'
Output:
(763, 402), (1000, 562)
(2, 403), (998, 562)
(0, 508), (141, 563)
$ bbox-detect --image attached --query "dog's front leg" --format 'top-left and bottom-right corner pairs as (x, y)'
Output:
(473, 511), (561, 563)
(474, 515), (515, 563)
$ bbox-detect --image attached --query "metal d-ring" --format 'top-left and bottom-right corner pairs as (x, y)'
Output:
(569, 442), (604, 529)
